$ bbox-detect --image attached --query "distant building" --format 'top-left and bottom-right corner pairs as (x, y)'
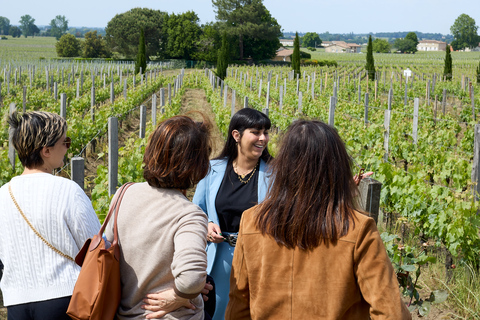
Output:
(273, 47), (294, 62)
(279, 39), (294, 47)
(324, 41), (361, 53)
(417, 40), (447, 51)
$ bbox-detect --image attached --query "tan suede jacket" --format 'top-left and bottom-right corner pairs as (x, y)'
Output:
(225, 207), (411, 320)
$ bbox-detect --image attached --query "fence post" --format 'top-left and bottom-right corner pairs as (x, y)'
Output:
(139, 105), (146, 138)
(329, 96), (335, 127)
(258, 79), (262, 98)
(413, 98), (419, 145)
(152, 94), (157, 126)
(358, 179), (383, 224)
(71, 157), (85, 190)
(124, 79), (127, 99)
(298, 92), (303, 113)
(266, 81), (270, 110)
(358, 84), (361, 103)
(442, 89), (447, 115)
(23, 86), (27, 112)
(472, 124), (480, 202)
(388, 88), (393, 110)
(60, 93), (67, 118)
(244, 96), (248, 109)
(108, 117), (118, 197)
(8, 103), (17, 170)
(231, 89), (236, 116)
(364, 92), (369, 125)
(384, 110), (391, 162)
(224, 85), (228, 108)
(404, 83), (408, 106)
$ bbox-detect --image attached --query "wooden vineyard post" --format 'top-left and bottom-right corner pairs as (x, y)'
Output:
(124, 79), (127, 99)
(231, 89), (236, 117)
(413, 98), (419, 145)
(404, 83), (408, 106)
(434, 95), (438, 124)
(152, 94), (157, 126)
(220, 80), (224, 98)
(375, 80), (378, 101)
(358, 179), (383, 224)
(244, 96), (248, 109)
(258, 79), (262, 98)
(328, 97), (335, 127)
(76, 79), (80, 99)
(388, 88), (393, 110)
(298, 92), (303, 113)
(8, 103), (17, 171)
(472, 124), (480, 203)
(110, 81), (115, 104)
(71, 157), (85, 190)
(23, 86), (27, 112)
(358, 84), (361, 103)
(442, 89), (447, 115)
(139, 105), (146, 138)
(168, 83), (172, 105)
(266, 81), (270, 111)
(108, 117), (119, 197)
(472, 89), (476, 121)
(279, 85), (283, 110)
(160, 88), (165, 114)
(60, 93), (67, 119)
(364, 93), (369, 125)
(224, 85), (228, 108)
(384, 110), (391, 162)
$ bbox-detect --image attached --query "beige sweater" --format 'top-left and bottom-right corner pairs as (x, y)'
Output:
(106, 182), (208, 320)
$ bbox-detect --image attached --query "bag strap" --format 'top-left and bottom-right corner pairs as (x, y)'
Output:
(94, 182), (134, 258)
(8, 183), (75, 262)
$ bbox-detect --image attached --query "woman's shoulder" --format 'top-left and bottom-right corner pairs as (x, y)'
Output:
(341, 210), (378, 242)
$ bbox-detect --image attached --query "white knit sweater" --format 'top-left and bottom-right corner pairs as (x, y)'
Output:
(0, 173), (101, 306)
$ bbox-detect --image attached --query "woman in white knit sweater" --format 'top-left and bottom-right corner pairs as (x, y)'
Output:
(0, 111), (101, 320)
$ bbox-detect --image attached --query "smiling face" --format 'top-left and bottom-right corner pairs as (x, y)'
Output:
(233, 127), (270, 161)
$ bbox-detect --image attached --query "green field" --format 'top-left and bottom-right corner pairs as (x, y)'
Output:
(0, 36), (57, 60)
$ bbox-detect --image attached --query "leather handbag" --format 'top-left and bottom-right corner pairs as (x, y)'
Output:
(67, 182), (134, 320)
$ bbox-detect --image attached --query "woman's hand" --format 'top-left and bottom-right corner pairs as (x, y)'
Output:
(354, 171), (374, 186)
(207, 222), (224, 243)
(142, 288), (196, 319)
(202, 282), (214, 302)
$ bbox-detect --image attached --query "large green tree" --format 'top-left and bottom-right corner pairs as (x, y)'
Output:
(476, 60), (480, 84)
(106, 8), (167, 59)
(165, 11), (202, 60)
(365, 35), (375, 80)
(292, 32), (300, 78)
(50, 15), (68, 40)
(394, 37), (417, 53)
(212, 0), (281, 60)
(450, 14), (479, 50)
(372, 38), (391, 53)
(216, 32), (229, 80)
(9, 26), (21, 38)
(192, 22), (222, 62)
(135, 28), (147, 74)
(83, 31), (111, 58)
(0, 17), (10, 35)
(56, 33), (81, 57)
(19, 15), (38, 37)
(443, 46), (453, 81)
(405, 32), (419, 50)
(302, 32), (321, 48)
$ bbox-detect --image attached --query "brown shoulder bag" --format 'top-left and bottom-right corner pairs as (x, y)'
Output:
(67, 182), (134, 320)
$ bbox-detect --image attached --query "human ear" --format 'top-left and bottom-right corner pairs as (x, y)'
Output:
(40, 146), (52, 159)
(232, 130), (240, 143)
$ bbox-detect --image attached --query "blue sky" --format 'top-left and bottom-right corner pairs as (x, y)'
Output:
(1, 0), (479, 35)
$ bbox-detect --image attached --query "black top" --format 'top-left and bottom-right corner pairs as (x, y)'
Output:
(215, 162), (259, 233)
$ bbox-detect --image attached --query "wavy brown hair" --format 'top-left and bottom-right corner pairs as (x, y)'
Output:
(255, 120), (358, 250)
(143, 114), (211, 189)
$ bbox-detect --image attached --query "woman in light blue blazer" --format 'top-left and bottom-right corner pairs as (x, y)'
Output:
(193, 108), (272, 320)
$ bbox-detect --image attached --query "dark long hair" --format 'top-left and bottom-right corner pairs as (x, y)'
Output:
(143, 114), (211, 189)
(215, 108), (272, 164)
(255, 120), (358, 250)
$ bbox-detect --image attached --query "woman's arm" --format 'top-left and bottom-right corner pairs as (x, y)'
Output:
(68, 187), (101, 250)
(354, 218), (411, 320)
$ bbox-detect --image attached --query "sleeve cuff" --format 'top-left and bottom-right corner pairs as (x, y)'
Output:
(173, 284), (201, 299)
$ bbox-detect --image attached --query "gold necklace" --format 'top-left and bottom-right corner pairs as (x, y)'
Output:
(233, 161), (259, 184)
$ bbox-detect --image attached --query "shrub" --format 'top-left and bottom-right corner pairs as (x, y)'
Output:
(307, 47), (316, 51)
(56, 34), (80, 57)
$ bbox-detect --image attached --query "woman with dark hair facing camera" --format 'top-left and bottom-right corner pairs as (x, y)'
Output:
(193, 108), (272, 320)
(105, 115), (212, 320)
(226, 120), (411, 320)
(0, 111), (101, 320)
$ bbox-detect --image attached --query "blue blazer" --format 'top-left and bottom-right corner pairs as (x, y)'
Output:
(193, 158), (270, 274)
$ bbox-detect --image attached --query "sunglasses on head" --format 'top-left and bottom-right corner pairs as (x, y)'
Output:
(63, 137), (72, 149)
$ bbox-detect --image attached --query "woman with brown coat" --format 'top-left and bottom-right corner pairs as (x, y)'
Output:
(226, 120), (411, 320)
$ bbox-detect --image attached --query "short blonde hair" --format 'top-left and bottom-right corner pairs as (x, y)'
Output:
(8, 111), (67, 168)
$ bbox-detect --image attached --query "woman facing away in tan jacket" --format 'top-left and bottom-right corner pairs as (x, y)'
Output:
(225, 120), (411, 320)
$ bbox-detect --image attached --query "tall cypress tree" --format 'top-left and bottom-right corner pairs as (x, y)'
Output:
(365, 35), (375, 81)
(217, 32), (229, 80)
(443, 45), (452, 81)
(135, 28), (147, 75)
(292, 32), (300, 78)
